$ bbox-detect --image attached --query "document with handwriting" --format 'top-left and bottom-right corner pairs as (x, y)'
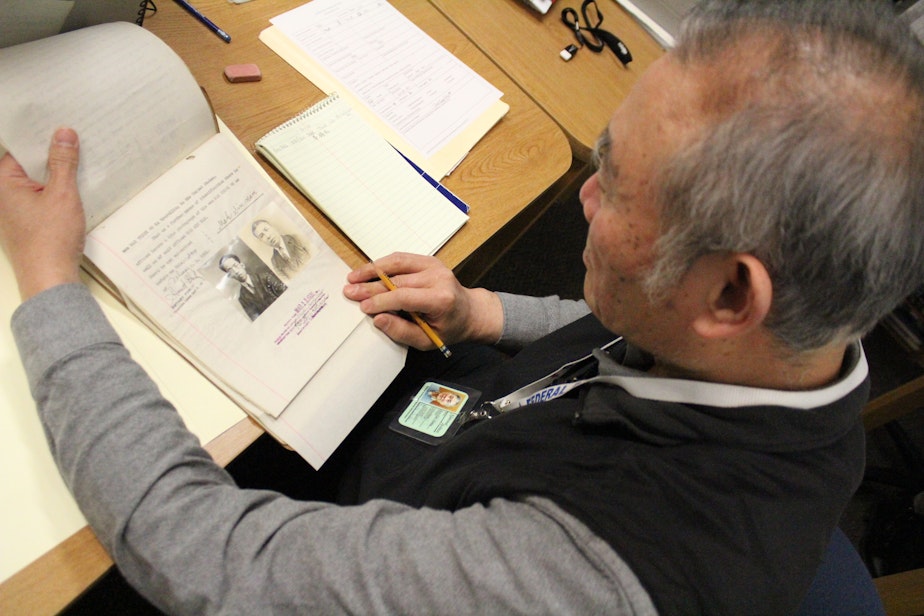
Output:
(86, 133), (365, 418)
(261, 0), (508, 179)
(271, 0), (501, 158)
(0, 21), (214, 231)
(0, 22), (407, 468)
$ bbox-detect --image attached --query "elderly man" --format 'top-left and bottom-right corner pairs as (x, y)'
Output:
(1, 1), (922, 614)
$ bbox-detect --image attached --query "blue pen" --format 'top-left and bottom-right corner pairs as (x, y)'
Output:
(173, 0), (231, 43)
(393, 148), (470, 214)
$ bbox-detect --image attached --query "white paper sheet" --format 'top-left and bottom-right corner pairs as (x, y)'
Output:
(270, 0), (502, 159)
(86, 133), (365, 417)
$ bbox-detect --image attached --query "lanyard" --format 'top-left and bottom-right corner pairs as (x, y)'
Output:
(464, 336), (624, 424)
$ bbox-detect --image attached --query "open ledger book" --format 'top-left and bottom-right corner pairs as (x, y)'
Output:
(0, 22), (407, 469)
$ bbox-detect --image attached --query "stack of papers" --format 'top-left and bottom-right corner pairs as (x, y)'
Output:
(260, 0), (509, 179)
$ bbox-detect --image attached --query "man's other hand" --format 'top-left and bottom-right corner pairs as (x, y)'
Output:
(344, 253), (504, 350)
(0, 128), (85, 300)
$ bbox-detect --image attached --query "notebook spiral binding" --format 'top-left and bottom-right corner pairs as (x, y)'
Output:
(260, 93), (347, 138)
(137, 0), (157, 26)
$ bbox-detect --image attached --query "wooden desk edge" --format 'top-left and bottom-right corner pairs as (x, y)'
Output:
(873, 566), (924, 616)
(206, 416), (265, 467)
(0, 418), (262, 616)
(862, 373), (924, 432)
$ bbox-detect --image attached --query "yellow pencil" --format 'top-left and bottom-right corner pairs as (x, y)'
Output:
(372, 262), (452, 358)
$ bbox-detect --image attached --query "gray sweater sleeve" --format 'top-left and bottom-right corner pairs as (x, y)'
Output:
(496, 292), (592, 351)
(12, 284), (655, 616)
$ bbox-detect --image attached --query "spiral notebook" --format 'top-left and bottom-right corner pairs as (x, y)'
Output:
(255, 93), (470, 261)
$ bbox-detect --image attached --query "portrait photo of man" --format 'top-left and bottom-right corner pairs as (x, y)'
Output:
(218, 250), (287, 321)
(250, 217), (312, 279)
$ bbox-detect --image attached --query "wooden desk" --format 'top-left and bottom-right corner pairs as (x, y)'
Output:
(0, 2), (570, 614)
(431, 0), (666, 161)
(145, 0), (571, 272)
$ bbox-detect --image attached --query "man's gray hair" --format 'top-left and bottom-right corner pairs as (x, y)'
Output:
(644, 0), (924, 351)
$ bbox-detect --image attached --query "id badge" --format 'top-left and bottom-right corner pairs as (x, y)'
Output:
(389, 381), (481, 445)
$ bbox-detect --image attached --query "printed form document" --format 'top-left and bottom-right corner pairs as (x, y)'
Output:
(263, 0), (508, 178)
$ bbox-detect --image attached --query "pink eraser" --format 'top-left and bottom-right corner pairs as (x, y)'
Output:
(224, 63), (262, 83)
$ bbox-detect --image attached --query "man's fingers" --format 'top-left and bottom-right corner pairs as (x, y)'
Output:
(348, 253), (440, 283)
(0, 153), (39, 190)
(360, 285), (434, 318)
(372, 313), (433, 350)
(0, 152), (21, 177)
(44, 128), (80, 194)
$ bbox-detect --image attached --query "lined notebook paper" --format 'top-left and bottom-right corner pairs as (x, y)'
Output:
(256, 93), (469, 261)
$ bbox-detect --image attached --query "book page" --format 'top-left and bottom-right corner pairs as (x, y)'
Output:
(86, 132), (364, 417)
(0, 22), (215, 230)
(256, 94), (469, 261)
(270, 0), (502, 160)
(186, 317), (406, 470)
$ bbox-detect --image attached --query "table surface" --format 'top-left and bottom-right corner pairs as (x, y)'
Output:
(146, 0), (572, 271)
(0, 2), (572, 614)
(431, 0), (667, 161)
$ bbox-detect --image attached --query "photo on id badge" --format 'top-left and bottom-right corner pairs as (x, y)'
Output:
(390, 381), (481, 445)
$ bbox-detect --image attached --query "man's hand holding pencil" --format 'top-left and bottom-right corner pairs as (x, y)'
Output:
(344, 253), (505, 354)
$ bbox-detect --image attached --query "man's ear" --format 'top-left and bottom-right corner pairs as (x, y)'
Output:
(690, 253), (772, 340)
